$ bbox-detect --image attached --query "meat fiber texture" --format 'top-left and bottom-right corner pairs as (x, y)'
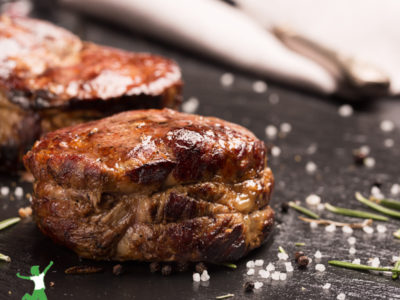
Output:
(0, 15), (182, 170)
(24, 109), (274, 262)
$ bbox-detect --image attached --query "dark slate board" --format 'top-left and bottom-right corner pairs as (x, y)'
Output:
(1, 3), (400, 299)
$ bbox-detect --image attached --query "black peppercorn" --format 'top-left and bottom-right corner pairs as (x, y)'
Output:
(352, 149), (367, 166)
(195, 262), (207, 274)
(295, 251), (305, 262)
(244, 281), (255, 292)
(281, 202), (289, 213)
(297, 256), (310, 268)
(161, 264), (172, 276)
(149, 262), (160, 273)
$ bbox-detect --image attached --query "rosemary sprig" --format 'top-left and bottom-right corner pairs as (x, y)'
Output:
(325, 203), (388, 221)
(295, 242), (305, 246)
(220, 263), (237, 269)
(355, 192), (400, 219)
(299, 216), (372, 229)
(0, 253), (11, 262)
(370, 197), (400, 211)
(0, 217), (21, 231)
(278, 246), (286, 254)
(216, 294), (234, 299)
(392, 255), (400, 279)
(394, 229), (400, 239)
(288, 202), (319, 219)
(328, 260), (400, 274)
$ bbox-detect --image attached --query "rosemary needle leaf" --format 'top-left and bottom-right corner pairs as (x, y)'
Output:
(325, 203), (388, 221)
(355, 192), (400, 219)
(328, 260), (400, 274)
(288, 202), (319, 219)
(0, 253), (11, 262)
(220, 263), (237, 269)
(0, 217), (21, 231)
(394, 229), (400, 239)
(278, 246), (286, 254)
(216, 294), (234, 299)
(371, 197), (400, 211)
(295, 243), (305, 246)
(392, 255), (400, 279)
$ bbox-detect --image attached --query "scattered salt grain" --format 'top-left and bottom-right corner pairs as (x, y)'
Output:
(306, 194), (321, 206)
(265, 125), (278, 139)
(266, 263), (275, 272)
(278, 252), (289, 261)
(14, 186), (23, 198)
(310, 222), (318, 229)
(323, 283), (331, 290)
(1, 186), (10, 196)
(352, 258), (361, 264)
(314, 251), (322, 259)
(285, 262), (294, 273)
(258, 269), (270, 279)
(253, 80), (268, 93)
(271, 271), (280, 280)
(325, 224), (336, 232)
(347, 237), (356, 245)
(338, 104), (353, 117)
(306, 143), (318, 155)
(279, 273), (287, 281)
(368, 257), (380, 268)
(364, 157), (376, 168)
(200, 270), (210, 281)
(246, 261), (255, 268)
(371, 186), (384, 199)
(247, 268), (255, 276)
(193, 273), (200, 282)
(392, 256), (399, 263)
(220, 73), (234, 87)
(271, 146), (281, 157)
(315, 264), (326, 272)
(269, 93), (279, 104)
(349, 247), (356, 255)
(342, 226), (353, 234)
(337, 292), (346, 300)
(254, 259), (264, 267)
(280, 123), (292, 134)
(384, 138), (394, 148)
(359, 145), (370, 156)
(391, 183), (400, 196)
(317, 203), (325, 211)
(182, 97), (199, 114)
(380, 120), (395, 132)
(363, 225), (374, 234)
(305, 162), (317, 174)
(254, 281), (263, 289)
(376, 224), (387, 233)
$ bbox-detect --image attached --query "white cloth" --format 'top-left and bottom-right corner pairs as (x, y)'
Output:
(30, 273), (45, 290)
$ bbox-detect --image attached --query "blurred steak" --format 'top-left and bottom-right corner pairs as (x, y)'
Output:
(24, 109), (274, 262)
(0, 15), (182, 170)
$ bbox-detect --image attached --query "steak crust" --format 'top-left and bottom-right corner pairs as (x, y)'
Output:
(24, 109), (274, 262)
(0, 15), (182, 170)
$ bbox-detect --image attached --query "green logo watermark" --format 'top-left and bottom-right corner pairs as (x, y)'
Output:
(16, 261), (53, 300)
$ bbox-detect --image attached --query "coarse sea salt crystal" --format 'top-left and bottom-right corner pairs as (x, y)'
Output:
(14, 186), (23, 198)
(314, 250), (322, 259)
(265, 125), (278, 139)
(247, 268), (255, 276)
(254, 281), (263, 289)
(384, 138), (394, 148)
(338, 104), (353, 117)
(392, 256), (400, 263)
(359, 145), (370, 156)
(315, 264), (326, 272)
(259, 269), (270, 279)
(220, 73), (234, 87)
(193, 273), (200, 282)
(280, 123), (292, 134)
(254, 259), (264, 267)
(278, 252), (289, 261)
(325, 224), (336, 232)
(380, 120), (395, 132)
(0, 186), (10, 196)
(317, 203), (325, 211)
(253, 81), (268, 93)
(364, 157), (376, 168)
(347, 237), (356, 245)
(368, 257), (380, 268)
(363, 225), (374, 234)
(279, 273), (287, 281)
(391, 183), (400, 196)
(182, 97), (199, 114)
(342, 226), (353, 234)
(306, 194), (321, 206)
(371, 186), (384, 199)
(271, 146), (281, 157)
(310, 222), (318, 229)
(200, 270), (210, 281)
(352, 258), (361, 264)
(246, 261), (255, 268)
(349, 247), (356, 255)
(337, 293), (346, 300)
(271, 271), (280, 280)
(377, 224), (387, 233)
(266, 263), (275, 272)
(305, 162), (317, 174)
(323, 283), (331, 290)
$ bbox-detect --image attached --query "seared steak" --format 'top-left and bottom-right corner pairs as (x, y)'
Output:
(0, 15), (182, 170)
(24, 109), (274, 262)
